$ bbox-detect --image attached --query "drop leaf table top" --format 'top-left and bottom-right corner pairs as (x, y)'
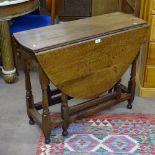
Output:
(14, 12), (148, 99)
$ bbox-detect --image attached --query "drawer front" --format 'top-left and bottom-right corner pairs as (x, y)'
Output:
(147, 43), (155, 65)
(144, 66), (155, 87)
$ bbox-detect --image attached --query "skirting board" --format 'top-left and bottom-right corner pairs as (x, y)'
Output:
(136, 75), (155, 97)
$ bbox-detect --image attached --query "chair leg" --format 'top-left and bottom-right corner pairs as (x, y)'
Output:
(61, 93), (69, 136)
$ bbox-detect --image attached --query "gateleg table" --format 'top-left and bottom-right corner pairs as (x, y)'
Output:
(14, 12), (148, 144)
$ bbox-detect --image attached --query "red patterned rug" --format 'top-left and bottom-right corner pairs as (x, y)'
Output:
(36, 113), (155, 155)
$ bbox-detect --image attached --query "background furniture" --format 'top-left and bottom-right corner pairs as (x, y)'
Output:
(0, 0), (39, 83)
(47, 0), (61, 24)
(56, 0), (139, 21)
(137, 0), (155, 96)
(14, 12), (148, 144)
(10, 0), (61, 73)
(121, 0), (141, 17)
(39, 0), (62, 24)
(58, 0), (120, 21)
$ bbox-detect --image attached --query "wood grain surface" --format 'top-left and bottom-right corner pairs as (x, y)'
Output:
(14, 12), (148, 99)
(14, 12), (147, 52)
(36, 27), (148, 99)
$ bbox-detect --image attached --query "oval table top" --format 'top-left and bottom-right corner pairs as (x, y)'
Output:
(14, 13), (148, 99)
(0, 0), (39, 20)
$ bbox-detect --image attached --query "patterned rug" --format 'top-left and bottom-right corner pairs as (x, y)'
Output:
(36, 113), (155, 155)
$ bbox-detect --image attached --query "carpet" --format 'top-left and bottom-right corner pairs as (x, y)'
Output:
(36, 113), (155, 155)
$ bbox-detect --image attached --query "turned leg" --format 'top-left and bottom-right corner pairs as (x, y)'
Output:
(61, 93), (69, 136)
(39, 67), (51, 144)
(23, 59), (35, 125)
(127, 55), (138, 109)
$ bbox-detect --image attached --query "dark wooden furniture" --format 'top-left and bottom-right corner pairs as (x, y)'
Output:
(14, 12), (148, 144)
(0, 0), (39, 83)
(58, 0), (120, 21)
(58, 0), (141, 21)
(121, 0), (141, 17)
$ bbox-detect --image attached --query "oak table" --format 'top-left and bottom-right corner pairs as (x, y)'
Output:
(0, 0), (39, 83)
(14, 12), (148, 144)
